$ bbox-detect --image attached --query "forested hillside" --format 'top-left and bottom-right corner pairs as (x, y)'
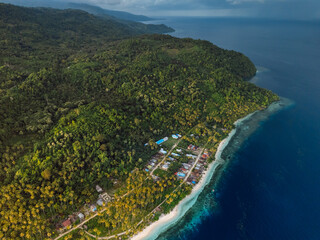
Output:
(0, 3), (173, 70)
(66, 2), (153, 21)
(0, 3), (278, 239)
(1, 0), (153, 21)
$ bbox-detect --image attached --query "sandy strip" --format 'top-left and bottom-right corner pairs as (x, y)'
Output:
(130, 97), (294, 240)
(131, 111), (257, 240)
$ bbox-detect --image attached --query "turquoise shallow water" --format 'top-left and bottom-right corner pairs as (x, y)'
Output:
(149, 18), (320, 240)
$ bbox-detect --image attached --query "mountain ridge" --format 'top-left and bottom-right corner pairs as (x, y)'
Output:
(0, 0), (153, 21)
(0, 3), (173, 71)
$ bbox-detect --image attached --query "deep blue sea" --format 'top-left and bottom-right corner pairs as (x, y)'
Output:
(151, 18), (320, 240)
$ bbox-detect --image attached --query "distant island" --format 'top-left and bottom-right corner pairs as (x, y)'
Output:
(0, 3), (279, 240)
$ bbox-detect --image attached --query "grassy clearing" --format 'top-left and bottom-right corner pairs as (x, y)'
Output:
(160, 137), (178, 149)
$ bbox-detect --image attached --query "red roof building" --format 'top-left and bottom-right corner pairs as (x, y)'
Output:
(202, 154), (208, 159)
(62, 219), (71, 228)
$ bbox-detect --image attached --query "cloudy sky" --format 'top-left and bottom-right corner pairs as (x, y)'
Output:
(3, 0), (320, 19)
(69, 0), (320, 19)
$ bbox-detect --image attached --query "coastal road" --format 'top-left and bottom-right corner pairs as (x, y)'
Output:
(82, 146), (207, 240)
(182, 148), (205, 184)
(131, 147), (206, 231)
(53, 209), (104, 240)
(54, 182), (146, 240)
(54, 188), (142, 240)
(149, 147), (205, 212)
(54, 141), (180, 240)
(58, 135), (190, 240)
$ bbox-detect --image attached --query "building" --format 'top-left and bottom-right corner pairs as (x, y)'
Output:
(152, 175), (160, 181)
(177, 172), (186, 178)
(182, 163), (191, 169)
(62, 219), (71, 228)
(100, 192), (112, 202)
(201, 153), (209, 159)
(159, 148), (167, 154)
(153, 207), (161, 213)
(78, 213), (85, 221)
(186, 154), (197, 159)
(181, 168), (188, 174)
(97, 199), (104, 206)
(172, 134), (181, 139)
(90, 205), (97, 212)
(156, 137), (168, 145)
(172, 134), (178, 139)
(162, 164), (170, 171)
(96, 185), (103, 193)
(188, 144), (198, 150)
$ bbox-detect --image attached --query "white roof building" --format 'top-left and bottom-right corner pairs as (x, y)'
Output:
(97, 199), (104, 206)
(162, 164), (169, 170)
(96, 185), (103, 193)
(78, 213), (84, 220)
(160, 148), (167, 154)
(172, 134), (179, 139)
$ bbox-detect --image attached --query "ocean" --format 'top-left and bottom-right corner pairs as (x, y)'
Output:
(147, 17), (320, 240)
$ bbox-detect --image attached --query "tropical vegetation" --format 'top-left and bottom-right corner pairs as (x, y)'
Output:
(0, 3), (279, 239)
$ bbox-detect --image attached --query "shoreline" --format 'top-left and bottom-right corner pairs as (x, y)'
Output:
(131, 97), (293, 240)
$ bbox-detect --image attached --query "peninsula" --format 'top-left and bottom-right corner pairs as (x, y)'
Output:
(0, 3), (279, 240)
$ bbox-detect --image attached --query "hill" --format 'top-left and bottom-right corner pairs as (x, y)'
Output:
(0, 0), (153, 21)
(0, 3), (173, 71)
(67, 2), (153, 21)
(0, 3), (278, 239)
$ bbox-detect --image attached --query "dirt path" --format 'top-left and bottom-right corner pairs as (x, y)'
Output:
(150, 138), (182, 175)
(53, 209), (104, 240)
(55, 136), (187, 240)
(83, 147), (206, 240)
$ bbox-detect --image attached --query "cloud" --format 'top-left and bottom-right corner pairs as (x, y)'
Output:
(226, 0), (265, 5)
(4, 0), (319, 20)
(148, 8), (249, 17)
(92, 0), (122, 5)
(79, 0), (320, 20)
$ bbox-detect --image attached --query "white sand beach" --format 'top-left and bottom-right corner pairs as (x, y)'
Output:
(131, 97), (294, 240)
(131, 111), (258, 240)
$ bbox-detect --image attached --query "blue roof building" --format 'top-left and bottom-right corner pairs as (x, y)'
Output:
(156, 137), (168, 145)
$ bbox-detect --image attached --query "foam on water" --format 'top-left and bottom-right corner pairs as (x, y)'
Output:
(153, 98), (293, 240)
(132, 98), (292, 240)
